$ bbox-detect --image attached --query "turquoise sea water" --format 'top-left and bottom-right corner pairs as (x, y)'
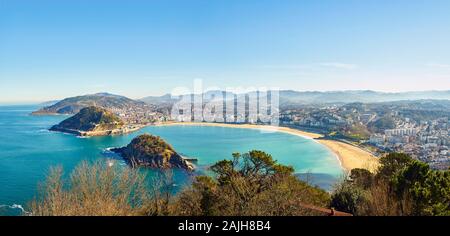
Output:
(0, 105), (342, 215)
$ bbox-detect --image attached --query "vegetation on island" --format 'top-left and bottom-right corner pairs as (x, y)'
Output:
(29, 151), (450, 216)
(112, 134), (193, 170)
(50, 106), (124, 132)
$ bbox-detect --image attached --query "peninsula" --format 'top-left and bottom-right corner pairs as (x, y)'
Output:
(32, 92), (164, 125)
(49, 106), (140, 136)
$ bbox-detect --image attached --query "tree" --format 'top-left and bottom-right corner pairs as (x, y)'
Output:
(378, 153), (413, 179)
(172, 150), (330, 216)
(332, 152), (450, 216)
(330, 181), (365, 215)
(393, 161), (450, 215)
(350, 168), (373, 189)
(30, 161), (150, 216)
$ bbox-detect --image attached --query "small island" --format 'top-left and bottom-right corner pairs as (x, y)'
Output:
(50, 106), (140, 136)
(111, 134), (194, 171)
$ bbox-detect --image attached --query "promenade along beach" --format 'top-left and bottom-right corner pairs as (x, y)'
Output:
(156, 122), (380, 173)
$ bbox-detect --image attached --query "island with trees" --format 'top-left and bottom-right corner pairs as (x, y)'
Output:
(112, 134), (195, 171)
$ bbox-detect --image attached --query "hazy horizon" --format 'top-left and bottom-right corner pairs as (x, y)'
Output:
(1, 0), (450, 103)
(1, 89), (450, 105)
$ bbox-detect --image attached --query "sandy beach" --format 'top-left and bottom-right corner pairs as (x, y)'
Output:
(155, 122), (380, 173)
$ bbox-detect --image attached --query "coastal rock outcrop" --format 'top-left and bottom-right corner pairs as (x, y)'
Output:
(112, 134), (194, 171)
(49, 106), (126, 136)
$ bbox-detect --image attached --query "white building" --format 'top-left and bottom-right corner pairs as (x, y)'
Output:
(385, 128), (419, 136)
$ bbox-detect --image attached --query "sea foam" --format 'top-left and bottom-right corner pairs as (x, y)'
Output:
(0, 204), (31, 215)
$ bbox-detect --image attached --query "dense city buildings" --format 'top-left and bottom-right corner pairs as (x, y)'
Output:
(279, 101), (450, 169)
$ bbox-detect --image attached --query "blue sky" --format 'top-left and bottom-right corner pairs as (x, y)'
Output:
(1, 0), (450, 103)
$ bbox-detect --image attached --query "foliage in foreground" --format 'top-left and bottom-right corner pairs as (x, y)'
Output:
(30, 151), (450, 216)
(171, 151), (330, 216)
(30, 151), (329, 216)
(30, 161), (151, 216)
(331, 153), (450, 216)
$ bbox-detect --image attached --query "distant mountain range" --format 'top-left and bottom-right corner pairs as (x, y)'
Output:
(32, 90), (450, 115)
(281, 90), (450, 104)
(140, 90), (450, 106)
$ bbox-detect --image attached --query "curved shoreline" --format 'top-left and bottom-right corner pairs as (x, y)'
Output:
(153, 122), (379, 173)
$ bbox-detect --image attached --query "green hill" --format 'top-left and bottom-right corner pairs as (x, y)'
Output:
(32, 92), (150, 115)
(112, 134), (193, 171)
(50, 106), (124, 133)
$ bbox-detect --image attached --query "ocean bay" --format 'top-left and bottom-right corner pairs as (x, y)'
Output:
(0, 105), (342, 215)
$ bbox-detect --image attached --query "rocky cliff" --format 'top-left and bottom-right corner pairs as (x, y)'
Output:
(112, 134), (194, 171)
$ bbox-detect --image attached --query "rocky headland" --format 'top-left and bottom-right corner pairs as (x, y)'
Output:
(111, 134), (194, 171)
(49, 106), (133, 136)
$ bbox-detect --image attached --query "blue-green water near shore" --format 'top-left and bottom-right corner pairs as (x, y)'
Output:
(0, 105), (342, 215)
